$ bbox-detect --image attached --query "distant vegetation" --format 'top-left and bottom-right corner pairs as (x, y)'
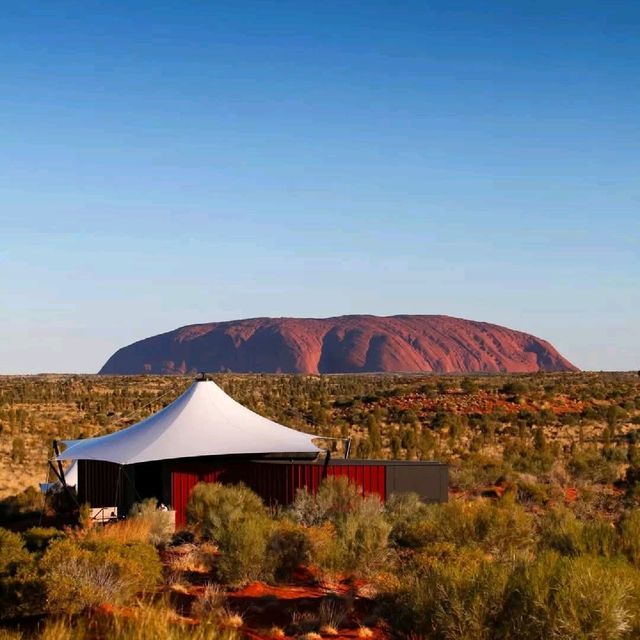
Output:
(1, 371), (640, 637)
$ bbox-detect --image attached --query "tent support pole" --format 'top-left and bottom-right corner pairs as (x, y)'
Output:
(344, 437), (352, 459)
(51, 441), (80, 508)
(52, 440), (67, 488)
(48, 460), (64, 485)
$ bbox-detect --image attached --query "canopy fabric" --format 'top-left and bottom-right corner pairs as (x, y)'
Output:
(40, 460), (78, 493)
(57, 380), (319, 465)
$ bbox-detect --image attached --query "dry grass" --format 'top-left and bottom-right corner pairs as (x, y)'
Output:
(219, 612), (243, 629)
(167, 542), (218, 573)
(31, 604), (240, 639)
(89, 518), (155, 544)
(319, 624), (339, 635)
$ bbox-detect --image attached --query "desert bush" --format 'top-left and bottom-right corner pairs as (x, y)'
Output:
(498, 553), (640, 640)
(0, 487), (42, 521)
(0, 528), (44, 620)
(315, 476), (362, 527)
(538, 507), (586, 557)
(568, 449), (620, 484)
(290, 487), (325, 527)
(538, 507), (619, 559)
(0, 529), (29, 575)
(266, 520), (313, 582)
(401, 499), (535, 560)
(384, 557), (510, 638)
(186, 482), (272, 586)
(318, 598), (347, 633)
(40, 536), (161, 613)
(473, 497), (536, 560)
(512, 479), (552, 506)
(581, 518), (620, 558)
(334, 495), (391, 575)
(384, 492), (429, 547)
(128, 498), (174, 546)
(291, 478), (391, 576)
(167, 542), (217, 574)
(22, 527), (65, 553)
(308, 499), (391, 578)
(501, 381), (529, 397)
(503, 441), (555, 475)
(92, 517), (154, 544)
(449, 454), (508, 491)
(619, 509), (640, 566)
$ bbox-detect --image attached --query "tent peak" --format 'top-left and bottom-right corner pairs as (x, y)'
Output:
(56, 375), (319, 465)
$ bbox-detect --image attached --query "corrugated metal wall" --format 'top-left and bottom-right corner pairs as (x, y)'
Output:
(78, 459), (123, 507)
(78, 458), (446, 529)
(170, 461), (387, 527)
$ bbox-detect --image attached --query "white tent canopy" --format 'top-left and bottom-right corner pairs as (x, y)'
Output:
(40, 459), (78, 493)
(57, 380), (319, 465)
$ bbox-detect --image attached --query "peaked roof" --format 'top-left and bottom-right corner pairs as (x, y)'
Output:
(57, 380), (320, 465)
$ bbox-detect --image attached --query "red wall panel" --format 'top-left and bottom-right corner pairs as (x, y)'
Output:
(171, 461), (387, 528)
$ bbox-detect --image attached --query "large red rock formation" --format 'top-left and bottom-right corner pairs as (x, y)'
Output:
(99, 315), (577, 375)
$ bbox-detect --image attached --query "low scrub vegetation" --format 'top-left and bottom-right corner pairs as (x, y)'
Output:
(2, 371), (640, 637)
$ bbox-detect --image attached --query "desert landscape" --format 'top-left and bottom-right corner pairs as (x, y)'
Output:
(3, 1), (637, 638)
(2, 371), (640, 638)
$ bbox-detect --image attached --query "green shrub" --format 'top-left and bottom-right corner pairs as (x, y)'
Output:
(619, 510), (640, 567)
(315, 476), (362, 528)
(290, 478), (391, 577)
(0, 487), (42, 521)
(581, 519), (620, 559)
(503, 441), (554, 475)
(568, 449), (620, 483)
(34, 604), (241, 639)
(384, 492), (429, 547)
(472, 497), (536, 560)
(334, 495), (391, 576)
(0, 529), (29, 575)
(40, 537), (161, 613)
(186, 482), (272, 586)
(498, 553), (640, 640)
(450, 454), (508, 491)
(129, 498), (174, 546)
(22, 527), (65, 553)
(401, 499), (535, 560)
(290, 487), (325, 527)
(539, 507), (585, 557)
(513, 479), (551, 506)
(266, 520), (313, 582)
(0, 528), (44, 620)
(384, 557), (510, 638)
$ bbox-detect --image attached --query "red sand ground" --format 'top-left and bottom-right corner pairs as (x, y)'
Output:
(163, 563), (388, 639)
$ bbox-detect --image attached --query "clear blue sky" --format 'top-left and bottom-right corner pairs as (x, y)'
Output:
(1, 1), (638, 373)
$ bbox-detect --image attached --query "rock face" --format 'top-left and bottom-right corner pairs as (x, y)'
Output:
(99, 315), (577, 375)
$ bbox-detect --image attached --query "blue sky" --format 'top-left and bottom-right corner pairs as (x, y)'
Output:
(1, 1), (638, 373)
